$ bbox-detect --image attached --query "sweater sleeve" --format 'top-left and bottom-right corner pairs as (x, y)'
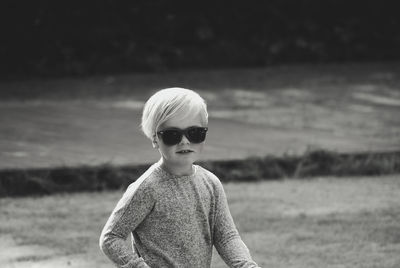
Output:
(213, 180), (261, 268)
(99, 181), (154, 268)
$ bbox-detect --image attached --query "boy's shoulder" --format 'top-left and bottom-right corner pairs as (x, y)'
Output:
(124, 163), (162, 195)
(196, 165), (223, 186)
(196, 165), (217, 178)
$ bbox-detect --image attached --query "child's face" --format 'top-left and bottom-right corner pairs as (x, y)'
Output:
(155, 113), (206, 175)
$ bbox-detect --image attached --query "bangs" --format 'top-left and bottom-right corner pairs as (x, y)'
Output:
(156, 93), (208, 130)
(163, 100), (206, 126)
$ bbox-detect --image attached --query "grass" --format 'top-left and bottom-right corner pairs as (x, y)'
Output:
(1, 175), (399, 267)
(1, 62), (399, 267)
(224, 177), (400, 268)
(1, 62), (399, 170)
(1, 62), (399, 101)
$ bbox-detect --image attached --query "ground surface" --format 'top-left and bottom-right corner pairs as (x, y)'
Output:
(1, 63), (399, 267)
(1, 62), (400, 169)
(0, 175), (399, 267)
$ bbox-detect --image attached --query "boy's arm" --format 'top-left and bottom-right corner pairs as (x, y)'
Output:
(99, 183), (154, 268)
(213, 180), (261, 268)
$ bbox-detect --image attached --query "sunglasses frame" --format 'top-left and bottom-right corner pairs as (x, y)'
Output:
(156, 126), (208, 146)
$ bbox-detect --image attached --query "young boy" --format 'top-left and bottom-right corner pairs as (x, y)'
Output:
(100, 87), (261, 267)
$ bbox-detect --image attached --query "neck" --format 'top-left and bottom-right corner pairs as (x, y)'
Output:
(159, 159), (194, 176)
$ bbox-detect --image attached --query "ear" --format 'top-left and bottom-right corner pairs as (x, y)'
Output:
(152, 140), (159, 149)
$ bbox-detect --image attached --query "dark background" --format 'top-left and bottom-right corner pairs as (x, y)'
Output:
(1, 0), (399, 79)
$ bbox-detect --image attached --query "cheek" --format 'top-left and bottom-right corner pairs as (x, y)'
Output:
(159, 144), (176, 156)
(194, 143), (204, 152)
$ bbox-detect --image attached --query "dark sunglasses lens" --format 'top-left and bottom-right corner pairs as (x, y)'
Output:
(187, 127), (207, 143)
(161, 130), (182, 145)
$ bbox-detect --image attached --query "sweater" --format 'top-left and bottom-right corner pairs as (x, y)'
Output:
(99, 161), (260, 268)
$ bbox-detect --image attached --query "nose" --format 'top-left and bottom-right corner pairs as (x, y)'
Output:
(179, 134), (190, 145)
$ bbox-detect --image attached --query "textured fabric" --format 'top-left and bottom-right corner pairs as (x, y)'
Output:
(100, 161), (260, 268)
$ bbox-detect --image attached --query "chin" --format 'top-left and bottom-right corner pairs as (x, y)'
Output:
(178, 157), (197, 165)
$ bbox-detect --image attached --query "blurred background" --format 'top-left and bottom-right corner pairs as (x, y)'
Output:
(1, 0), (399, 78)
(1, 0), (399, 169)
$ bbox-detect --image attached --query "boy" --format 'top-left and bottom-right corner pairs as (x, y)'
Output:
(100, 87), (261, 267)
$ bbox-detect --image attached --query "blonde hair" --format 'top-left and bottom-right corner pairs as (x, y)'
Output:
(141, 87), (208, 140)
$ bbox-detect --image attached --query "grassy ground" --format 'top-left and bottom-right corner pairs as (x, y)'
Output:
(1, 175), (399, 268)
(1, 62), (399, 169)
(1, 62), (399, 267)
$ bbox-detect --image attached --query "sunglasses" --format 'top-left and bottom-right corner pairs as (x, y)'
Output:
(157, 126), (208, 146)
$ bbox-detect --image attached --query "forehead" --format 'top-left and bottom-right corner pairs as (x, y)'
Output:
(160, 112), (205, 129)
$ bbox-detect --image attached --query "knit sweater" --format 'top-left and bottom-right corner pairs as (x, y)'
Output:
(100, 161), (260, 268)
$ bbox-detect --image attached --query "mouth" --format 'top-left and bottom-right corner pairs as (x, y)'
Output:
(176, 149), (194, 154)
